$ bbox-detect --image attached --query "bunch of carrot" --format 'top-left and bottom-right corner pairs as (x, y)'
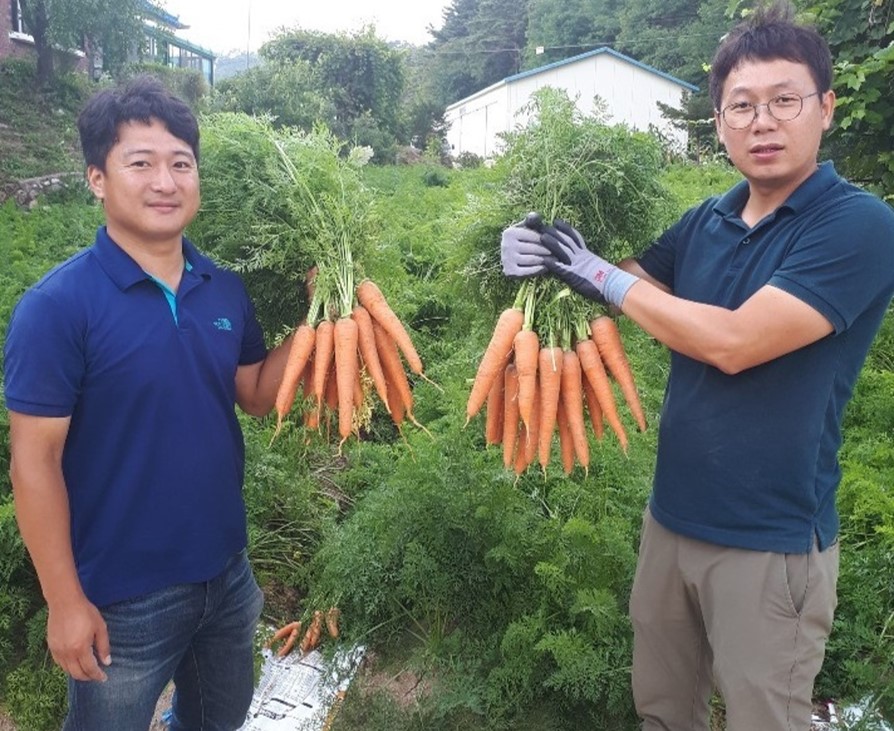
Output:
(466, 282), (646, 476)
(272, 277), (429, 447)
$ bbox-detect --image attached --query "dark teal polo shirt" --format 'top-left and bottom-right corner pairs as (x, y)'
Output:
(4, 227), (267, 606)
(637, 162), (894, 553)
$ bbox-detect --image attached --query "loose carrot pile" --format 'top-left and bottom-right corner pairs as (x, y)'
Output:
(266, 606), (342, 658)
(273, 276), (429, 447)
(467, 280), (646, 476)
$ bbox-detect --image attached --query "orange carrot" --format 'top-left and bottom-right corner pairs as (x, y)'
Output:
(485, 375), (505, 447)
(514, 422), (528, 476)
(590, 316), (647, 432)
(537, 346), (563, 471)
(502, 363), (520, 470)
(325, 607), (341, 639)
(300, 611), (324, 654)
(353, 368), (364, 409)
(385, 378), (406, 428)
(373, 319), (428, 434)
(277, 623), (302, 658)
(334, 316), (359, 445)
(560, 350), (589, 474)
(357, 280), (424, 375)
(324, 360), (338, 412)
(272, 323), (316, 440)
(581, 368), (604, 441)
(302, 361), (319, 430)
(523, 380), (541, 469)
(312, 320), (335, 415)
(466, 307), (524, 425)
(352, 305), (390, 413)
(513, 329), (539, 433)
(576, 338), (628, 452)
(266, 621), (301, 648)
(556, 400), (575, 475)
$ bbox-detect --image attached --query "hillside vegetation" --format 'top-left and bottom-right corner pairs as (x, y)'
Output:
(1, 61), (892, 731)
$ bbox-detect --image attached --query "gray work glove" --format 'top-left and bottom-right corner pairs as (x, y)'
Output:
(500, 223), (553, 278)
(540, 220), (639, 307)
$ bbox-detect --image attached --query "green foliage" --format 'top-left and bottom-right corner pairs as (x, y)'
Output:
(260, 27), (406, 152)
(3, 609), (66, 731)
(117, 64), (210, 112)
(459, 87), (676, 331)
(211, 61), (333, 130)
(808, 0), (894, 198)
(189, 112), (376, 331)
(498, 88), (676, 260)
(18, 0), (146, 85)
(0, 59), (86, 183)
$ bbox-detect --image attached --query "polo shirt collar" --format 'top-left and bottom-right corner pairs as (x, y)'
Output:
(91, 226), (213, 290)
(714, 160), (839, 220)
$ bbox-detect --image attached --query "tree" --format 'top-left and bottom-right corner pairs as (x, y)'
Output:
(261, 27), (405, 146)
(805, 0), (894, 196)
(18, 0), (148, 86)
(524, 0), (622, 67)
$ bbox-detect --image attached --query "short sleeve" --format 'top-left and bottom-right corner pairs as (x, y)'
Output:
(769, 194), (894, 333)
(4, 289), (85, 416)
(238, 287), (268, 366)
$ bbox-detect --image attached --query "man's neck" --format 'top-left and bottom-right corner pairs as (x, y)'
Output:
(106, 225), (186, 290)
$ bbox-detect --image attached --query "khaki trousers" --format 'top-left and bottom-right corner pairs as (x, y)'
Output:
(629, 508), (839, 731)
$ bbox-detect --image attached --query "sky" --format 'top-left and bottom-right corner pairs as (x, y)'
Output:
(159, 0), (450, 56)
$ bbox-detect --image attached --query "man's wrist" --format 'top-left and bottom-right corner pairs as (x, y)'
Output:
(602, 267), (639, 308)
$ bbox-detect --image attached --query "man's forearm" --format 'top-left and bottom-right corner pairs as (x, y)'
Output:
(11, 462), (85, 607)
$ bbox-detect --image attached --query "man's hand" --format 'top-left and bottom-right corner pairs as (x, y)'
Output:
(47, 596), (111, 682)
(540, 220), (639, 307)
(500, 225), (553, 277)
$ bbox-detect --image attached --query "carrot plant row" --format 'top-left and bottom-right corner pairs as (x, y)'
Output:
(466, 281), (646, 476)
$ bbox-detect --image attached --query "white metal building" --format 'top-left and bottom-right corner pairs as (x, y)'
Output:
(445, 47), (698, 159)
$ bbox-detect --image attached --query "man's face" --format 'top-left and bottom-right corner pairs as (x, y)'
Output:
(714, 58), (835, 194)
(86, 118), (200, 247)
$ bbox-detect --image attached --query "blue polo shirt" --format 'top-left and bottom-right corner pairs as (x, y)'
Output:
(637, 162), (894, 553)
(3, 226), (268, 607)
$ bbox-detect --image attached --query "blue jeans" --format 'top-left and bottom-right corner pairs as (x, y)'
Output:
(63, 549), (264, 731)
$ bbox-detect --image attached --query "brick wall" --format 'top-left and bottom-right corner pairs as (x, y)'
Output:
(0, 0), (89, 72)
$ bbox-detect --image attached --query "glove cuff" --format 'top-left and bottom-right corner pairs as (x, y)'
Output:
(602, 267), (639, 308)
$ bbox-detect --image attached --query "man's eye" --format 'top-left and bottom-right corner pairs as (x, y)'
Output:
(727, 102), (752, 113)
(773, 94), (800, 106)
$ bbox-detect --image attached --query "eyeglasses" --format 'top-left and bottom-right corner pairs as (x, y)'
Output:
(719, 91), (822, 129)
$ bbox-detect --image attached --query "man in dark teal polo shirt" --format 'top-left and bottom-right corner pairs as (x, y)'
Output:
(501, 3), (894, 730)
(4, 76), (295, 730)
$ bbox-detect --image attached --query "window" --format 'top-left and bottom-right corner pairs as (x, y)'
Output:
(11, 0), (28, 34)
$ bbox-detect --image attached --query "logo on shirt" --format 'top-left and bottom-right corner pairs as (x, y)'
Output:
(213, 317), (233, 331)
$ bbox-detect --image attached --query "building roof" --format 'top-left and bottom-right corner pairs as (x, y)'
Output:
(508, 46), (699, 92)
(447, 45), (698, 112)
(141, 1), (187, 31)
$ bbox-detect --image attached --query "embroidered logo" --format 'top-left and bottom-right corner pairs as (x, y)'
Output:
(213, 317), (233, 331)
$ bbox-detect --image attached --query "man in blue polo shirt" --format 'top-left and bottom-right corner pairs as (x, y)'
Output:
(4, 77), (296, 730)
(502, 3), (894, 731)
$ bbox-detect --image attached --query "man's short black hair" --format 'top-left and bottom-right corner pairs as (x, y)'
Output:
(77, 75), (200, 170)
(708, 1), (833, 111)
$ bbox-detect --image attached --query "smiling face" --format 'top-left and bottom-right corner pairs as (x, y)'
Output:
(86, 118), (200, 252)
(715, 58), (835, 201)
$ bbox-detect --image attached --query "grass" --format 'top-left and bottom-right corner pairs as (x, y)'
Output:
(0, 59), (86, 185)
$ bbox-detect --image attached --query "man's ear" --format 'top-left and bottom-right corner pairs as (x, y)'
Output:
(86, 165), (105, 201)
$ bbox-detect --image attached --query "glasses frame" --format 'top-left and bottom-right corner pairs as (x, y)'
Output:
(719, 91), (823, 130)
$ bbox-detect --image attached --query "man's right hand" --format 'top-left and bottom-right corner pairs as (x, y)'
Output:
(47, 595), (111, 682)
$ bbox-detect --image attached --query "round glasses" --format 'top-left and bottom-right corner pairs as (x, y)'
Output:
(720, 91), (822, 129)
